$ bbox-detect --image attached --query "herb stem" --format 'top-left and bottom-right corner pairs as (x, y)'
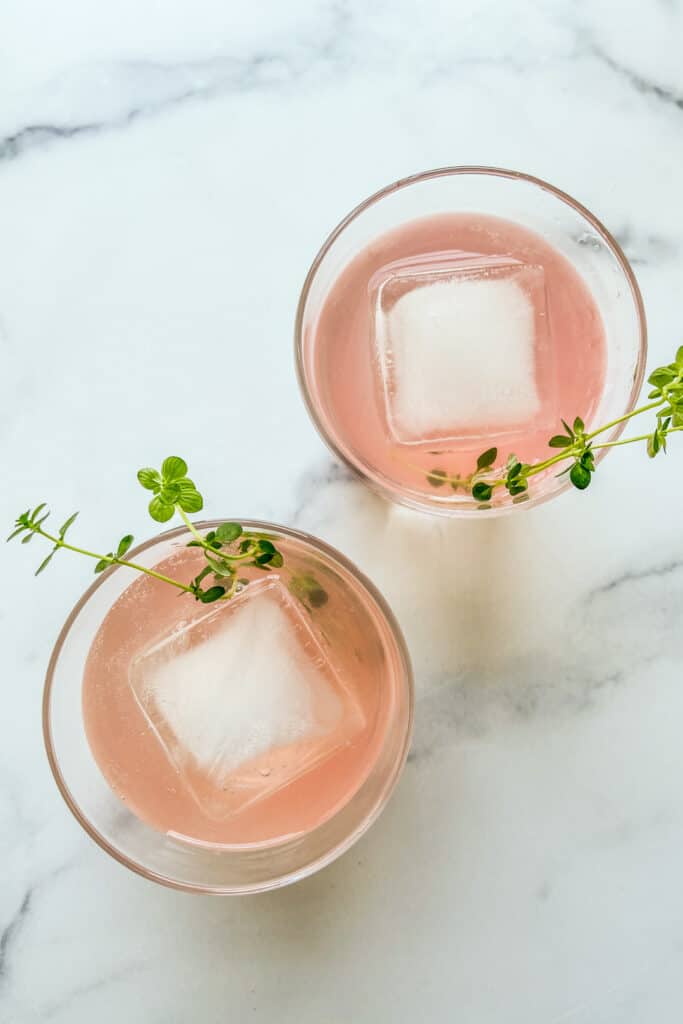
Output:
(177, 508), (206, 546)
(585, 399), (666, 441)
(427, 345), (683, 504)
(10, 456), (285, 605)
(592, 425), (683, 451)
(177, 508), (257, 563)
(35, 527), (195, 594)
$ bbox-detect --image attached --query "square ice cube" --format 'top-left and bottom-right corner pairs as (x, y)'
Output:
(129, 579), (364, 821)
(371, 252), (554, 444)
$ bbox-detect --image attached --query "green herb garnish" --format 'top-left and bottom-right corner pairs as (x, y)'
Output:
(427, 346), (683, 503)
(289, 573), (329, 610)
(8, 456), (283, 603)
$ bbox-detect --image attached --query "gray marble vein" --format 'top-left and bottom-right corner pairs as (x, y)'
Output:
(0, 3), (353, 163)
(589, 43), (683, 113)
(289, 456), (356, 525)
(0, 892), (31, 986)
(0, 55), (296, 163)
(587, 557), (683, 601)
(612, 227), (679, 267)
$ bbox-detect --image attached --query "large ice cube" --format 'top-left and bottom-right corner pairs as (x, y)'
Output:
(129, 579), (364, 820)
(372, 252), (553, 444)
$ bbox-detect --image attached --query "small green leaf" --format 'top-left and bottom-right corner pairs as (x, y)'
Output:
(239, 539), (252, 554)
(676, 345), (683, 369)
(426, 469), (448, 487)
(472, 481), (493, 502)
(257, 539), (276, 554)
(161, 456), (188, 482)
(648, 367), (676, 389)
(137, 468), (161, 492)
(160, 484), (180, 504)
(647, 434), (659, 458)
(7, 525), (28, 541)
(94, 557), (111, 573)
(148, 497), (175, 523)
(255, 551), (275, 566)
(30, 503), (47, 523)
(193, 565), (213, 586)
(569, 463), (591, 490)
(35, 549), (58, 575)
(205, 552), (234, 577)
(289, 574), (329, 608)
(561, 419), (575, 438)
(476, 447), (498, 471)
(573, 417), (585, 434)
(199, 585), (226, 603)
(21, 532), (34, 544)
(177, 478), (203, 500)
(269, 552), (284, 568)
(507, 462), (522, 479)
(508, 483), (528, 496)
(215, 522), (243, 543)
(59, 512), (79, 538)
(549, 435), (572, 448)
(176, 488), (203, 514)
(117, 534), (134, 558)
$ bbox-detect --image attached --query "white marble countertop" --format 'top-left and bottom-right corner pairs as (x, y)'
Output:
(2, 2), (683, 1021)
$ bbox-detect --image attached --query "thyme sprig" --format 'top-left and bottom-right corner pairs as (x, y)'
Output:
(8, 457), (283, 603)
(426, 346), (683, 505)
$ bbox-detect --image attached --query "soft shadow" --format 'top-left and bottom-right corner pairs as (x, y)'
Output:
(160, 464), (671, 942)
(294, 465), (611, 752)
(239, 759), (424, 925)
(174, 756), (430, 957)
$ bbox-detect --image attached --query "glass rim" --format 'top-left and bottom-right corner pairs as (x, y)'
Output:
(294, 164), (649, 514)
(43, 518), (414, 894)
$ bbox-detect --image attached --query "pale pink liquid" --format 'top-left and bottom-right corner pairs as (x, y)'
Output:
(309, 213), (607, 490)
(83, 538), (398, 846)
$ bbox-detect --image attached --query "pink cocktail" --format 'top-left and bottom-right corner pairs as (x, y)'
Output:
(297, 168), (646, 514)
(45, 523), (413, 892)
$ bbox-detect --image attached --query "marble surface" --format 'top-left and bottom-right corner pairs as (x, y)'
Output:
(2, 1), (683, 1020)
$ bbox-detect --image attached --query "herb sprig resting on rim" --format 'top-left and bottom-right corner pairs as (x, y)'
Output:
(8, 457), (283, 603)
(426, 345), (683, 505)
